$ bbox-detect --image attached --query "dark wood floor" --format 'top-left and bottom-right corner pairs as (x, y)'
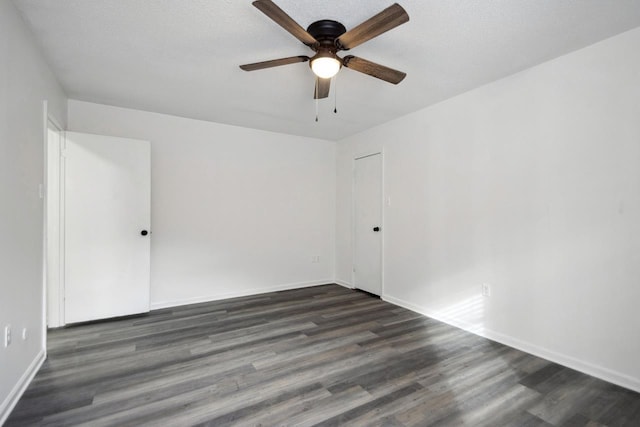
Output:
(6, 285), (640, 426)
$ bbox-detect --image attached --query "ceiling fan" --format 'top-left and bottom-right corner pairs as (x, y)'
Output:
(240, 1), (409, 99)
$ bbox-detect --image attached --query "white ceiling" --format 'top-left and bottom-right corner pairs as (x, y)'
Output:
(12, 0), (640, 141)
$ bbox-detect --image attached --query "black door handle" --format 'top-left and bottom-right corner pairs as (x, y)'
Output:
(373, 226), (380, 232)
(141, 230), (149, 236)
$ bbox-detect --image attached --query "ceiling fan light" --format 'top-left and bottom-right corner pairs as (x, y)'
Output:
(311, 56), (341, 79)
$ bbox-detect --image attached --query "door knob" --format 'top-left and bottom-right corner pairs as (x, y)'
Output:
(141, 230), (149, 236)
(373, 226), (380, 232)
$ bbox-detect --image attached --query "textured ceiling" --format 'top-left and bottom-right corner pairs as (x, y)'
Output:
(12, 0), (640, 140)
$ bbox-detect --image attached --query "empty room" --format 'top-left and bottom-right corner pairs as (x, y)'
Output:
(1, 0), (640, 425)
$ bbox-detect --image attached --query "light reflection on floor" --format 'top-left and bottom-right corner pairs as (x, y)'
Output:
(434, 294), (486, 335)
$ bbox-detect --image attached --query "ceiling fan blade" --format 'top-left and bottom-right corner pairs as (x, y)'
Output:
(252, 0), (318, 46)
(336, 3), (409, 50)
(343, 55), (406, 84)
(314, 77), (331, 99)
(239, 55), (310, 71)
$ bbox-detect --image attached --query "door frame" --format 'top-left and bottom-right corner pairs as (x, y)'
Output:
(351, 150), (385, 296)
(43, 104), (65, 328)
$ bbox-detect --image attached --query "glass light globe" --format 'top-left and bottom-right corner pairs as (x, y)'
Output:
(311, 56), (341, 79)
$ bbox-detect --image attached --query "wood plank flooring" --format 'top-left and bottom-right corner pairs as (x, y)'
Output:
(6, 284), (640, 426)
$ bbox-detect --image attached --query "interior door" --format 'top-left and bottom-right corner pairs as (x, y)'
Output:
(64, 131), (151, 324)
(354, 153), (383, 295)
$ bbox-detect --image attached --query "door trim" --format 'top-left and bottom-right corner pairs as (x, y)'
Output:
(351, 150), (384, 296)
(44, 104), (65, 328)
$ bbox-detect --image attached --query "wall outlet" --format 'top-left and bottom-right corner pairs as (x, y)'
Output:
(482, 283), (491, 297)
(22, 327), (28, 341)
(4, 325), (11, 347)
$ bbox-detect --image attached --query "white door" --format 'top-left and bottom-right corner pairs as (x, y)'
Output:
(64, 131), (151, 323)
(354, 153), (383, 295)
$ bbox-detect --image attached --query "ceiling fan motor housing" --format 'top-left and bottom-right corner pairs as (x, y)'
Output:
(306, 20), (347, 51)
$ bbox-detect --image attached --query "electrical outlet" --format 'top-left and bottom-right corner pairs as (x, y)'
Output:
(22, 327), (28, 341)
(4, 325), (11, 347)
(482, 283), (491, 297)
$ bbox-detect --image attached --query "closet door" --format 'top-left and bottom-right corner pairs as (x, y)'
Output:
(354, 153), (383, 295)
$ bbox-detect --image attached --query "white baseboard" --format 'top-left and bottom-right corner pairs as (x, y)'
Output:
(150, 279), (335, 310)
(382, 294), (640, 394)
(334, 279), (354, 289)
(0, 349), (46, 425)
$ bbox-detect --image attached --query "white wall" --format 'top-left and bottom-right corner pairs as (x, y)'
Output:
(0, 0), (67, 422)
(336, 27), (640, 392)
(67, 100), (336, 308)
